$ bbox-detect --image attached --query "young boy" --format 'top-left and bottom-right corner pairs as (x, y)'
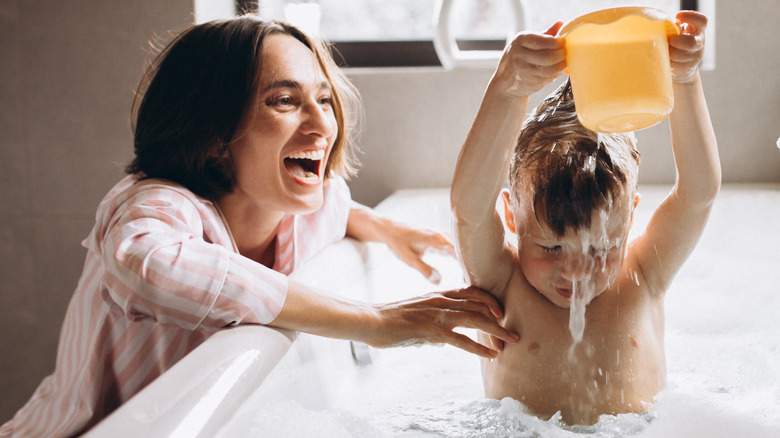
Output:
(450, 11), (719, 425)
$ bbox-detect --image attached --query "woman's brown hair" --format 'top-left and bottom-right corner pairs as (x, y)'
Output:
(127, 15), (361, 199)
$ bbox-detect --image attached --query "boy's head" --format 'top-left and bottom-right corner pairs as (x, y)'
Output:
(503, 80), (642, 307)
(508, 79), (641, 236)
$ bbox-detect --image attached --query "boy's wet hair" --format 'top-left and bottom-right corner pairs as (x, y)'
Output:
(508, 80), (641, 237)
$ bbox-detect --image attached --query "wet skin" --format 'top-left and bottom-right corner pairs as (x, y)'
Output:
(480, 233), (667, 426)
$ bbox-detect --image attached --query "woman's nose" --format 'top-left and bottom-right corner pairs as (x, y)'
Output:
(301, 100), (335, 138)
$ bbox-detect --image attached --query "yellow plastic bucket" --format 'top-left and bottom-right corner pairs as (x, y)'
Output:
(558, 7), (679, 133)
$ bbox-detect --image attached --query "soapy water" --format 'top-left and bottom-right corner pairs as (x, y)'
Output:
(216, 335), (657, 438)
(216, 327), (780, 438)
(214, 187), (780, 437)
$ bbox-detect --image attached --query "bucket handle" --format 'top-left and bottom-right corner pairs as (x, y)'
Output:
(433, 0), (526, 70)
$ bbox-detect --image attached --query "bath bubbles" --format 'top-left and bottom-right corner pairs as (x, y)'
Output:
(212, 188), (780, 437)
(394, 398), (654, 438)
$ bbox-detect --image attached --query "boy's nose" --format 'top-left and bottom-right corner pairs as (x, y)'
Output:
(560, 253), (594, 282)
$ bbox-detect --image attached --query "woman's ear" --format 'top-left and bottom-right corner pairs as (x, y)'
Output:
(501, 189), (517, 234)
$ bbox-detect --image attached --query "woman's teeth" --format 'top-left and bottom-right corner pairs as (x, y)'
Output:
(287, 150), (325, 160)
(284, 149), (324, 181)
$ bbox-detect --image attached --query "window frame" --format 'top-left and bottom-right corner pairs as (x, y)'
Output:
(243, 0), (699, 68)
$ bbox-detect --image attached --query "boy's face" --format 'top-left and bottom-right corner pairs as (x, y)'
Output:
(508, 191), (635, 308)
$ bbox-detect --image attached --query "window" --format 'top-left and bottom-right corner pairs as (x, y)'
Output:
(238, 0), (710, 68)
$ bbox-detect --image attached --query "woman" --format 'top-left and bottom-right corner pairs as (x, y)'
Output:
(0, 15), (517, 437)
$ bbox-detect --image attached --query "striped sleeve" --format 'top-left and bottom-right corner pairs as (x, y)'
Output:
(100, 184), (287, 330)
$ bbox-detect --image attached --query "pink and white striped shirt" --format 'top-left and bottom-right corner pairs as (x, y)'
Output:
(0, 175), (351, 437)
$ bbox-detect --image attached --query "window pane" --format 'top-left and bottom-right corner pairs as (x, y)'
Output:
(257, 0), (682, 42)
(525, 0), (681, 31)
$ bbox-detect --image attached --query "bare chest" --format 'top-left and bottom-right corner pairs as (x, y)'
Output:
(482, 274), (666, 425)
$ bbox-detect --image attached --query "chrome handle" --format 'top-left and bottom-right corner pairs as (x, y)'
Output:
(433, 0), (526, 70)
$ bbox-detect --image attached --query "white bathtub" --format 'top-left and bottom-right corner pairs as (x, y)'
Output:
(86, 185), (780, 437)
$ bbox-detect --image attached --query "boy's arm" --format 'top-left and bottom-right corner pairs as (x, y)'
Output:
(451, 25), (566, 296)
(632, 11), (721, 293)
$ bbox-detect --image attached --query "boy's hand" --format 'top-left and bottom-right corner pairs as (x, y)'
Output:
(494, 22), (567, 97)
(669, 11), (708, 84)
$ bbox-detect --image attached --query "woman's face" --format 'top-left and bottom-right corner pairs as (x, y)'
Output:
(227, 33), (337, 215)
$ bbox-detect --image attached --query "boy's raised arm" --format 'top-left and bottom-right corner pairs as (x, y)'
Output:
(450, 25), (566, 296)
(632, 11), (721, 293)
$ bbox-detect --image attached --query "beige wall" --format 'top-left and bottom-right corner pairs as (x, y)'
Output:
(1, 0), (779, 423)
(346, 1), (780, 205)
(0, 0), (194, 422)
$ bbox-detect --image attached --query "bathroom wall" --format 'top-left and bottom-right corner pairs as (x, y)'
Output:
(0, 0), (194, 422)
(346, 1), (780, 205)
(1, 0), (779, 423)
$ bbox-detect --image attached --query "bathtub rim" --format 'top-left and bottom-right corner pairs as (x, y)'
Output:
(84, 324), (296, 438)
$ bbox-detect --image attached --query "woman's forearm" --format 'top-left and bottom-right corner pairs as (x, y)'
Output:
(268, 280), (520, 358)
(269, 278), (378, 342)
(345, 202), (390, 243)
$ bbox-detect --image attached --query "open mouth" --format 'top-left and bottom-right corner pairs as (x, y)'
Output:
(555, 287), (573, 299)
(284, 150), (325, 184)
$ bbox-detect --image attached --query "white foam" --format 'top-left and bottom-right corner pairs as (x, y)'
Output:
(216, 186), (780, 437)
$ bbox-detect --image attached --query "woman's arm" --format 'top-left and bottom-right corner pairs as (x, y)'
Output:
(269, 281), (519, 358)
(103, 183), (518, 357)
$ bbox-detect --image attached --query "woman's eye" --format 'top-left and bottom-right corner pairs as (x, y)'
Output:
(318, 95), (333, 107)
(267, 96), (296, 108)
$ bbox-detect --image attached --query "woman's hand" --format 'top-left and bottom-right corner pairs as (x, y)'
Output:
(365, 286), (519, 358)
(494, 22), (566, 98)
(272, 282), (519, 359)
(379, 220), (455, 284)
(669, 10), (708, 84)
(346, 203), (455, 284)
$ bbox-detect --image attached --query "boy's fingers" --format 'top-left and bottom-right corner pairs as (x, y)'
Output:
(544, 21), (564, 37)
(516, 31), (564, 52)
(676, 10), (708, 34)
